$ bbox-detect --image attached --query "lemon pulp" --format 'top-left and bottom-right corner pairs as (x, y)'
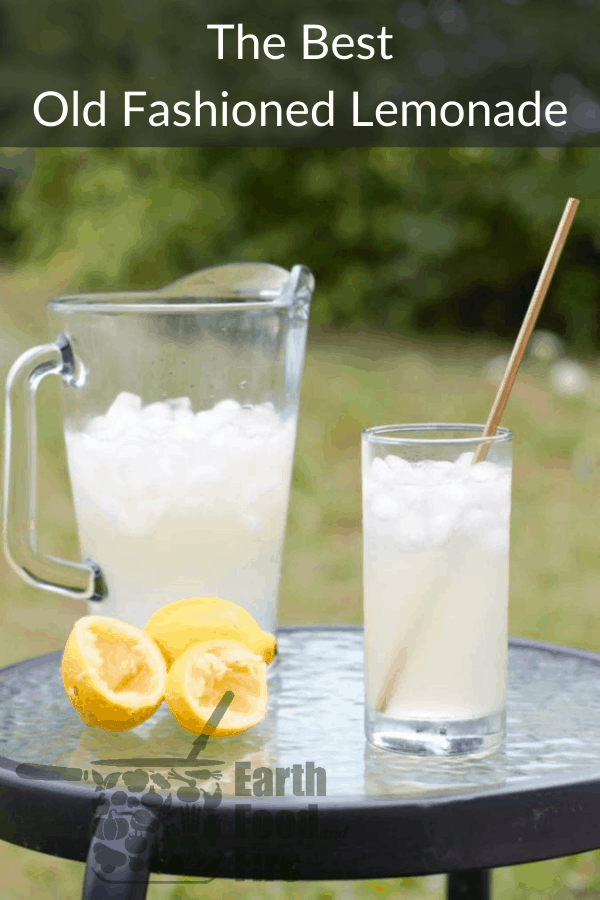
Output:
(165, 638), (268, 737)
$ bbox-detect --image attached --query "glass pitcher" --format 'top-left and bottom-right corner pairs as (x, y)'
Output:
(3, 263), (314, 632)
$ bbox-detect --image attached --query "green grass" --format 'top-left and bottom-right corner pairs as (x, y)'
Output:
(2, 275), (600, 896)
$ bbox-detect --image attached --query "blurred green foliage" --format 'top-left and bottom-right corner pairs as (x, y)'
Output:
(1, 146), (600, 347)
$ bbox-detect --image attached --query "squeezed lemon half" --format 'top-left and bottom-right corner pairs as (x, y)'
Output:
(61, 616), (167, 732)
(144, 596), (276, 668)
(165, 638), (268, 737)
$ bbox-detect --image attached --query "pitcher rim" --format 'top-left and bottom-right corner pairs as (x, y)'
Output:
(49, 289), (301, 313)
(49, 262), (314, 313)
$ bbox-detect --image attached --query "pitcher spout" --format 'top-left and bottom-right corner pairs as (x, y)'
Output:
(157, 261), (314, 312)
(279, 264), (315, 320)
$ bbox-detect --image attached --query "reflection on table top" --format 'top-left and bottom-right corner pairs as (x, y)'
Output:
(2, 626), (600, 803)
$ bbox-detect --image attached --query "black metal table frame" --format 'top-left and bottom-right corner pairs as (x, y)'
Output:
(2, 629), (600, 900)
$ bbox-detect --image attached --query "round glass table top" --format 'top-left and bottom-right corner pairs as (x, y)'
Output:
(2, 625), (600, 803)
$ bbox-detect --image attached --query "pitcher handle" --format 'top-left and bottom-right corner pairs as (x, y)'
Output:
(3, 336), (107, 602)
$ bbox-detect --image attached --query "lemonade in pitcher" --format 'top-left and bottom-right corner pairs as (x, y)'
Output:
(65, 393), (297, 630)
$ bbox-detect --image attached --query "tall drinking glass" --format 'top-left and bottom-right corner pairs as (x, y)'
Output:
(362, 424), (512, 756)
(3, 263), (313, 632)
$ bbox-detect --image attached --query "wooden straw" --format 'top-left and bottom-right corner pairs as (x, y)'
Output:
(472, 197), (580, 464)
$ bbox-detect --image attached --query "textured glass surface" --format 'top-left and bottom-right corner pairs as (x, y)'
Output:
(2, 628), (600, 801)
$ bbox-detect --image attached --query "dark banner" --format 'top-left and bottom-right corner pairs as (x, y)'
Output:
(1, 0), (600, 147)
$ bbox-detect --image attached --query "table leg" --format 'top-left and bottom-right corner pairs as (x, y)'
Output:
(82, 859), (151, 900)
(81, 802), (160, 900)
(447, 868), (491, 900)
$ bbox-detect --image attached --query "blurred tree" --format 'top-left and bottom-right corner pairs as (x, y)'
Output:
(1, 146), (599, 348)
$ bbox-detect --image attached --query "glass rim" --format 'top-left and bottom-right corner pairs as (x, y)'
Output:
(48, 290), (288, 314)
(362, 423), (513, 446)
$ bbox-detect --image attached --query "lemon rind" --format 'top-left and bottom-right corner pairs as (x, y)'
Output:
(144, 597), (276, 667)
